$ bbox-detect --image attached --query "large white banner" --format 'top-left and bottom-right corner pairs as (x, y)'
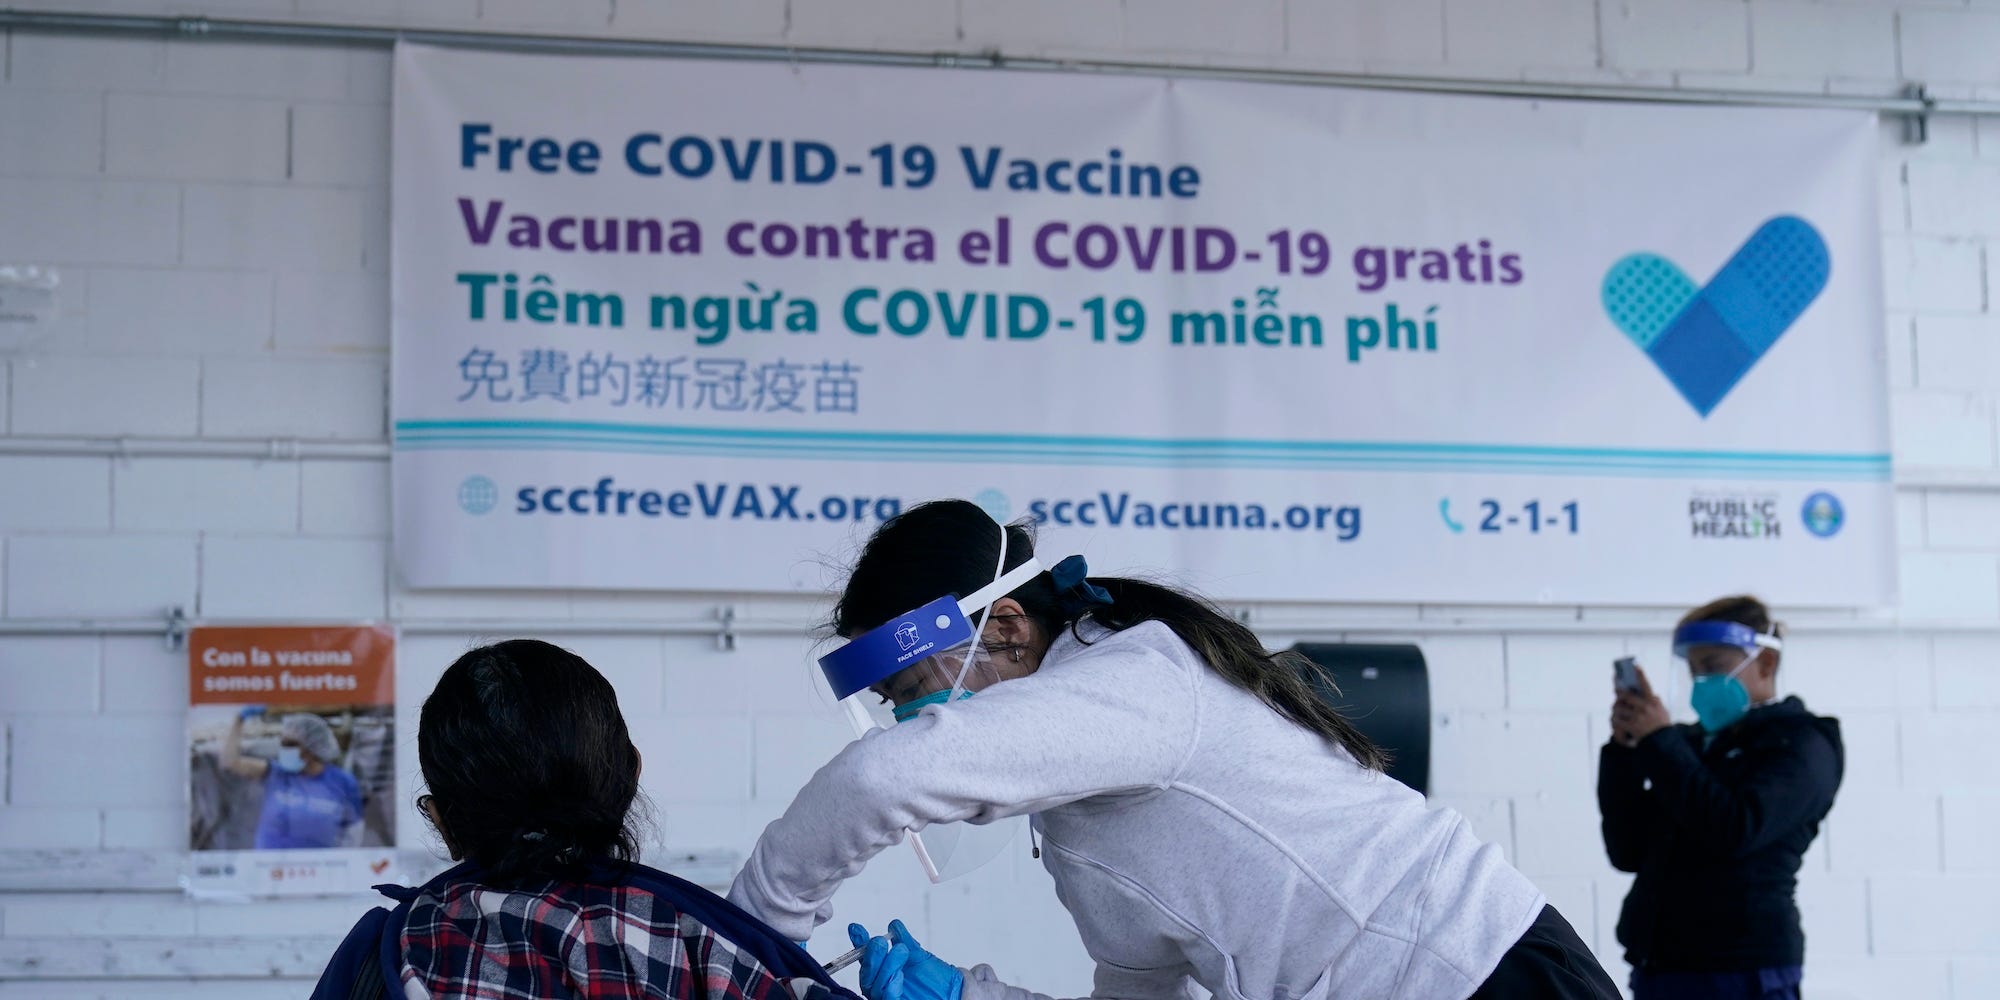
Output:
(392, 44), (1893, 606)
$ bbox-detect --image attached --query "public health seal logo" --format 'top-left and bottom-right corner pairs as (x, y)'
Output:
(1801, 492), (1844, 538)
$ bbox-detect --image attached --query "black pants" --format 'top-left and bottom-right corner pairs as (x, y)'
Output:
(1467, 905), (1623, 1000)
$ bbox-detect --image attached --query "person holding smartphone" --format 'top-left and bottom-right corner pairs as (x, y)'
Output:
(1598, 596), (1843, 1000)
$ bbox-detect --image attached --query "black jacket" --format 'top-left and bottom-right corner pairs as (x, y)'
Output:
(1597, 696), (1843, 973)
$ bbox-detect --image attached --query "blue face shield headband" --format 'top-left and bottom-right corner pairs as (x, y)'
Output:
(818, 556), (1046, 704)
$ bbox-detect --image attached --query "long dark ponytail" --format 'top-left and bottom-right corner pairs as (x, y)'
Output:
(832, 500), (1387, 771)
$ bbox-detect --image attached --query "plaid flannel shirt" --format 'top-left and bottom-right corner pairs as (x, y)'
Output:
(400, 873), (820, 1000)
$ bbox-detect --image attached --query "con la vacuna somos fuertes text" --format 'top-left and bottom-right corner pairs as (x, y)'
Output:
(198, 644), (363, 695)
(448, 125), (1526, 361)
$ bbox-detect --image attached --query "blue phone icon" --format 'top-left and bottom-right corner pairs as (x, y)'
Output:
(1439, 498), (1464, 533)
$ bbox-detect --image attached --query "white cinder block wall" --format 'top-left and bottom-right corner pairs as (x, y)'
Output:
(2, 1), (1998, 997)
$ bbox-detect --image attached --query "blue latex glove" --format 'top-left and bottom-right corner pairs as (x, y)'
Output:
(847, 920), (963, 1000)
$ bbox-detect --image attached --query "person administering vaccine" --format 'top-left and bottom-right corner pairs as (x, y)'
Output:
(1600, 597), (1844, 1000)
(221, 707), (365, 849)
(732, 499), (1620, 1000)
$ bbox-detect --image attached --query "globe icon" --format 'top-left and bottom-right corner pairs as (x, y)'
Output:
(458, 476), (499, 515)
(973, 488), (1011, 523)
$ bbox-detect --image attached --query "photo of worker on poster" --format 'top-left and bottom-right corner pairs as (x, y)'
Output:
(185, 625), (401, 897)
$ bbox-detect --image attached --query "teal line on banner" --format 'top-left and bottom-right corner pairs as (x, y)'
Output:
(392, 421), (1891, 481)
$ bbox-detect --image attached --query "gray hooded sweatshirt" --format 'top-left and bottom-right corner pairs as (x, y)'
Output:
(730, 621), (1545, 1000)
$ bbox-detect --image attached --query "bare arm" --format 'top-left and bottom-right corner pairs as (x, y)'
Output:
(219, 715), (269, 780)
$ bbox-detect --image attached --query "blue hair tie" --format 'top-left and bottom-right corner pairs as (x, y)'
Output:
(1050, 555), (1113, 616)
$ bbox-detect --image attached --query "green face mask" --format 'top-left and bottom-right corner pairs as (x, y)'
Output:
(1689, 651), (1756, 731)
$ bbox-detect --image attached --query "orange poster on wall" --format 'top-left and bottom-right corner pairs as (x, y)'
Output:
(185, 625), (400, 897)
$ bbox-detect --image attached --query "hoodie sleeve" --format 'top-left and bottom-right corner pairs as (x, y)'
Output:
(1633, 721), (1841, 859)
(959, 960), (1195, 1000)
(1596, 740), (1655, 873)
(727, 628), (1201, 942)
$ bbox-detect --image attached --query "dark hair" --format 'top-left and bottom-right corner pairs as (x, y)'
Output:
(418, 639), (642, 883)
(1680, 594), (1785, 644)
(832, 499), (1387, 771)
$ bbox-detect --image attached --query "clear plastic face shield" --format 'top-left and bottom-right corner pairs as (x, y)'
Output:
(1672, 620), (1782, 731)
(817, 527), (1042, 883)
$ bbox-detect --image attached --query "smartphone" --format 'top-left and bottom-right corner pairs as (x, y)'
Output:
(1613, 656), (1642, 693)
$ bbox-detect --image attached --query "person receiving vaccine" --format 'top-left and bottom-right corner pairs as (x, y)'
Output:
(732, 499), (1620, 1000)
(1600, 596), (1844, 1000)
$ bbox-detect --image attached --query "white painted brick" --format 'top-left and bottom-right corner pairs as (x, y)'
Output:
(960, 0), (1124, 55)
(8, 715), (183, 806)
(1881, 236), (1984, 313)
(113, 457), (301, 534)
(1824, 789), (1941, 874)
(1807, 958), (1951, 1000)
(1795, 875), (1870, 960)
(1, 894), (196, 936)
(1749, 2), (1897, 80)
(1405, 634), (1506, 711)
(0, 807), (100, 848)
(1908, 161), (2000, 238)
(100, 806), (185, 850)
(784, 0), (962, 49)
(1898, 491), (1927, 548)
(199, 536), (386, 619)
(104, 95), (288, 182)
(477, 0), (614, 30)
(1778, 633), (1930, 713)
(1934, 635), (2000, 709)
(9, 356), (200, 437)
(1891, 392), (1995, 469)
(1531, 876), (1596, 950)
(0, 457), (112, 530)
(199, 357), (385, 440)
(1430, 711), (1592, 797)
(1124, 0), (1286, 56)
(1904, 711), (2000, 789)
(1441, 0), (1597, 70)
(1513, 797), (1618, 877)
(290, 103), (388, 187)
(752, 712), (854, 802)
(0, 981), (322, 1000)
(345, 48), (395, 105)
(1505, 634), (1627, 712)
(360, 188), (390, 273)
(298, 0), (480, 26)
(1881, 159), (1909, 235)
(1598, 0), (1748, 74)
(1593, 870), (1633, 969)
(388, 587), (569, 620)
(1908, 115), (1979, 162)
(1927, 491), (2000, 551)
(1898, 551), (2000, 621)
(6, 34), (166, 91)
(1955, 959), (2000, 1000)
(632, 715), (754, 802)
(663, 634), (825, 717)
(4, 535), (197, 619)
(652, 802), (754, 854)
(1283, 0), (1443, 67)
(0, 92), (103, 177)
(1902, 10), (2000, 88)
(0, 179), (180, 266)
(195, 898), (382, 937)
(1913, 314), (2000, 393)
(1941, 793), (2000, 872)
(274, 271), (388, 354)
(1833, 711), (1900, 793)
(87, 268), (275, 356)
(182, 184), (367, 271)
(300, 460), (389, 537)
(1874, 875), (2000, 953)
(101, 635), (186, 716)
(610, 0), (790, 41)
(538, 635), (667, 718)
(163, 40), (350, 101)
(0, 637), (101, 715)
